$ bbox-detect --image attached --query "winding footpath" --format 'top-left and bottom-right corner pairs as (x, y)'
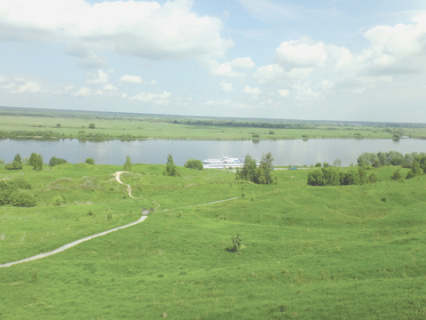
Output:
(0, 171), (238, 268)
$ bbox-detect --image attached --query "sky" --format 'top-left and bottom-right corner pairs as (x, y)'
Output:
(0, 0), (426, 123)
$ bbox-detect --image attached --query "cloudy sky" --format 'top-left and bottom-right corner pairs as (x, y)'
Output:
(1, 0), (426, 122)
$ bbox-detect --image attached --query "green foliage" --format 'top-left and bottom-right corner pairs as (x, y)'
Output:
(308, 167), (340, 186)
(163, 154), (179, 177)
(236, 153), (274, 185)
(85, 158), (95, 165)
(405, 159), (423, 179)
(49, 156), (67, 166)
(184, 159), (203, 170)
(5, 153), (23, 170)
(89, 123), (96, 129)
(228, 232), (244, 253)
(9, 190), (37, 207)
(255, 152), (274, 184)
(0, 179), (34, 207)
(236, 154), (257, 182)
(29, 152), (43, 171)
(123, 155), (132, 171)
(52, 195), (66, 206)
(391, 169), (402, 181)
(333, 159), (342, 167)
(369, 173), (377, 183)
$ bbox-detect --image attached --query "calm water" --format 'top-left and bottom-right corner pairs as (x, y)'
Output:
(0, 138), (425, 166)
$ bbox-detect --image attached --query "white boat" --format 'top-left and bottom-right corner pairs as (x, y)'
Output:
(202, 156), (245, 169)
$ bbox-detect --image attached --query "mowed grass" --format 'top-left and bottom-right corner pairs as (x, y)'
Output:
(0, 164), (425, 319)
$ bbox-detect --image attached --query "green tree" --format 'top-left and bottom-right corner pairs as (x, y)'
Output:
(339, 169), (360, 186)
(308, 168), (340, 186)
(406, 159), (423, 179)
(164, 154), (179, 177)
(123, 155), (132, 171)
(89, 123), (96, 129)
(236, 155), (257, 182)
(184, 159), (203, 170)
(29, 152), (43, 171)
(333, 159), (342, 167)
(49, 156), (67, 166)
(254, 152), (274, 184)
(5, 153), (23, 170)
(85, 158), (95, 165)
(391, 169), (402, 181)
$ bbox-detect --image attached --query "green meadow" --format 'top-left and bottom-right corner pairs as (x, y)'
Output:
(1, 107), (426, 140)
(0, 163), (425, 319)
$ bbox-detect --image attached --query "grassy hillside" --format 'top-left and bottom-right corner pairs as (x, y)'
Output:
(0, 164), (425, 319)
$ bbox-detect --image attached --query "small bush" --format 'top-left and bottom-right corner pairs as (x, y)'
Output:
(184, 159), (203, 170)
(49, 156), (67, 166)
(85, 158), (95, 165)
(9, 190), (37, 207)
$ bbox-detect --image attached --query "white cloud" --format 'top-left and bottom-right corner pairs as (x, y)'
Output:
(278, 89), (290, 97)
(276, 37), (327, 68)
(119, 75), (156, 85)
(87, 69), (109, 85)
(0, 0), (233, 61)
(220, 81), (234, 92)
(0, 75), (41, 94)
(119, 75), (143, 84)
(244, 85), (260, 95)
(131, 91), (171, 105)
(205, 59), (245, 77)
(74, 87), (92, 97)
(231, 57), (255, 68)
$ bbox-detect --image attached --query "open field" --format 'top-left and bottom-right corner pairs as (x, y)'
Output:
(0, 162), (425, 319)
(1, 107), (426, 140)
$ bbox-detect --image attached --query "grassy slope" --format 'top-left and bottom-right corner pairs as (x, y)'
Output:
(0, 165), (425, 319)
(1, 114), (426, 140)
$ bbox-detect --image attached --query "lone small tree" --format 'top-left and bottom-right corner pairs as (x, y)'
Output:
(5, 153), (23, 170)
(164, 154), (179, 177)
(89, 123), (96, 129)
(123, 155), (132, 172)
(29, 153), (43, 171)
(85, 158), (95, 165)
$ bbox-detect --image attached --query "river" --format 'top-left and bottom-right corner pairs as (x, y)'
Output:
(0, 138), (425, 167)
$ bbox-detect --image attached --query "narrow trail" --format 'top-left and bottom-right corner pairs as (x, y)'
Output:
(114, 171), (138, 199)
(0, 172), (239, 268)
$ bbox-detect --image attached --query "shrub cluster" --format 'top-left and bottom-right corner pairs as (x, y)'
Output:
(0, 179), (36, 207)
(49, 156), (68, 166)
(184, 159), (203, 170)
(307, 167), (369, 186)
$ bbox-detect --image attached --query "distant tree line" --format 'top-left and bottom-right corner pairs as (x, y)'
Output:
(356, 151), (426, 168)
(308, 151), (426, 186)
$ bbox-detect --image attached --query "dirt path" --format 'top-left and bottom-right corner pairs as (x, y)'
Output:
(114, 171), (137, 199)
(0, 172), (240, 268)
(0, 171), (145, 268)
